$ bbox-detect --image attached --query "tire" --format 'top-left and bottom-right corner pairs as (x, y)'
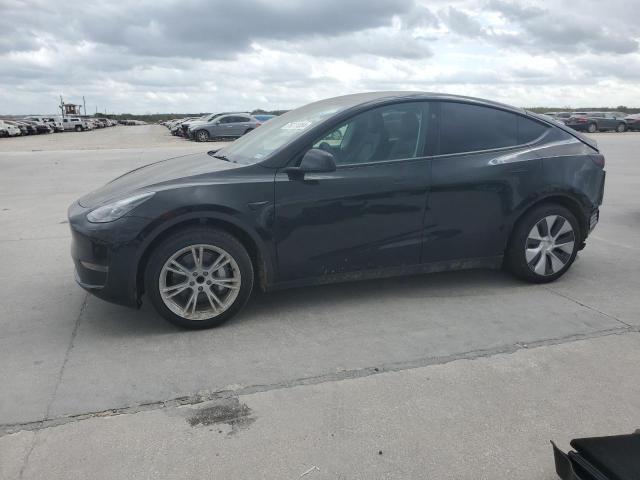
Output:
(242, 128), (254, 136)
(616, 123), (626, 133)
(587, 123), (597, 133)
(145, 228), (254, 329)
(196, 130), (209, 142)
(75, 125), (82, 132)
(505, 203), (581, 283)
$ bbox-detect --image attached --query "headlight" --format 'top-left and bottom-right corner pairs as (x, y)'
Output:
(86, 192), (155, 223)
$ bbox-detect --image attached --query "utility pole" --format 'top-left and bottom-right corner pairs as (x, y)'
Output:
(60, 95), (65, 118)
(83, 96), (86, 117)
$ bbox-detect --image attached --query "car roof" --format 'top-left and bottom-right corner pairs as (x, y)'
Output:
(303, 91), (528, 115)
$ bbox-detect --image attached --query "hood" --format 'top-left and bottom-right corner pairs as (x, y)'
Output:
(78, 152), (238, 208)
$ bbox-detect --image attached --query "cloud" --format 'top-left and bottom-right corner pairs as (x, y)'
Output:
(1, 0), (640, 114)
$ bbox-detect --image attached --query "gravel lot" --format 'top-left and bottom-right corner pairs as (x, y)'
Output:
(1, 126), (639, 479)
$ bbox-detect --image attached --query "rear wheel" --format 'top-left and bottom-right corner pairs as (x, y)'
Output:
(587, 123), (597, 133)
(145, 228), (254, 329)
(505, 204), (580, 283)
(196, 130), (209, 142)
(616, 123), (626, 133)
(243, 128), (254, 136)
(75, 125), (82, 132)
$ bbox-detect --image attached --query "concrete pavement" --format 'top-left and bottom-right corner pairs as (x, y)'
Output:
(0, 126), (638, 478)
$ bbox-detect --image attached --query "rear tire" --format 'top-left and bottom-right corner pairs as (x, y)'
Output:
(75, 125), (82, 132)
(587, 123), (597, 133)
(616, 123), (626, 133)
(145, 228), (254, 329)
(243, 128), (254, 136)
(505, 204), (581, 283)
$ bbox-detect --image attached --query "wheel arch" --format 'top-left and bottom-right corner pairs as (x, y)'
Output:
(506, 194), (589, 251)
(134, 212), (273, 304)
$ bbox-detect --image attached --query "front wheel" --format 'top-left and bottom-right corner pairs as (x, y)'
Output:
(145, 228), (254, 329)
(587, 123), (597, 133)
(196, 130), (209, 142)
(505, 204), (580, 283)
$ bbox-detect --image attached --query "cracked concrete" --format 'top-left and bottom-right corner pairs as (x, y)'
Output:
(1, 127), (639, 478)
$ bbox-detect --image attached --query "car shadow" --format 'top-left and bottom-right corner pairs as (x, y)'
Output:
(81, 268), (526, 338)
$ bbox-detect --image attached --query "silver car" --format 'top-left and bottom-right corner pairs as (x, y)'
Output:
(190, 114), (261, 142)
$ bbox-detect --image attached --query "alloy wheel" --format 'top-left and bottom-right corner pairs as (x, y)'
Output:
(197, 131), (208, 142)
(525, 215), (575, 276)
(159, 244), (241, 320)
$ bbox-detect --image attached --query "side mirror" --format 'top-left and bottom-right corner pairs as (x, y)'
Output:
(284, 148), (336, 179)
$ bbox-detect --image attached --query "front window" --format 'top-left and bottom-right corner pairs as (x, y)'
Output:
(312, 102), (428, 165)
(216, 94), (385, 164)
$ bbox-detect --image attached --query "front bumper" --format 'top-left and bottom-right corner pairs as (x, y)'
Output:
(68, 201), (151, 308)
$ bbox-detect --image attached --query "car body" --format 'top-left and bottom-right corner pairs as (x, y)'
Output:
(62, 117), (89, 131)
(0, 120), (22, 137)
(13, 121), (36, 135)
(5, 120), (28, 136)
(26, 116), (64, 132)
(189, 113), (262, 142)
(69, 91), (606, 329)
(24, 120), (53, 134)
(545, 111), (572, 124)
(184, 113), (245, 138)
(566, 111), (627, 133)
(624, 114), (640, 131)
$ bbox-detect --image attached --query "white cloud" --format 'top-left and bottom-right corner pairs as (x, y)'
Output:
(0, 0), (639, 114)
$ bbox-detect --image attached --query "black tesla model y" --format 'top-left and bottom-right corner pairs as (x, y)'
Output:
(69, 92), (606, 328)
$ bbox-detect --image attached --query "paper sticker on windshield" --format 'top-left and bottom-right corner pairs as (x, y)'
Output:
(281, 121), (312, 130)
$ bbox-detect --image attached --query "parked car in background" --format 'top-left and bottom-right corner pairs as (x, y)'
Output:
(566, 112), (627, 133)
(62, 117), (89, 131)
(189, 113), (262, 142)
(545, 112), (572, 124)
(68, 92), (605, 329)
(624, 114), (640, 131)
(25, 120), (53, 134)
(5, 121), (28, 136)
(26, 116), (63, 132)
(0, 120), (22, 137)
(182, 113), (239, 138)
(14, 121), (37, 135)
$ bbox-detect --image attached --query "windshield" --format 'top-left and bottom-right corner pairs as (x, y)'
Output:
(216, 93), (392, 164)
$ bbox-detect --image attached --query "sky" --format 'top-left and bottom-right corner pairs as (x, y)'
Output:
(1, 0), (639, 115)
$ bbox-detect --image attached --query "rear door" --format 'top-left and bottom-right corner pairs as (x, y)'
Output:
(423, 101), (549, 263)
(273, 101), (433, 282)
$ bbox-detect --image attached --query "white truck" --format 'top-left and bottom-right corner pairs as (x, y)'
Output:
(61, 117), (89, 132)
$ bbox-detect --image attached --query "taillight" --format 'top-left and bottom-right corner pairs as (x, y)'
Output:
(255, 122), (262, 127)
(591, 154), (605, 168)
(577, 117), (587, 123)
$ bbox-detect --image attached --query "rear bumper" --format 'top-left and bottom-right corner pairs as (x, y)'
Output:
(566, 123), (588, 131)
(68, 202), (150, 308)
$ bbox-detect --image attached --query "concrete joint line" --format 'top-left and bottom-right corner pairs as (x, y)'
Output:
(2, 324), (638, 438)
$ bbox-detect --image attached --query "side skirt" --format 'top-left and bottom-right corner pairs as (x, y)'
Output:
(265, 255), (504, 292)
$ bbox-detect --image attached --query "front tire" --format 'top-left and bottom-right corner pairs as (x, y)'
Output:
(505, 204), (580, 283)
(145, 228), (254, 329)
(196, 130), (209, 142)
(587, 122), (597, 133)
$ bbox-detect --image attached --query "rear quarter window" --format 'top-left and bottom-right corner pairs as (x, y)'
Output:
(517, 116), (549, 144)
(439, 102), (517, 154)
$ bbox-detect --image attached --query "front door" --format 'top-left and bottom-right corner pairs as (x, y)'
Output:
(273, 101), (432, 283)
